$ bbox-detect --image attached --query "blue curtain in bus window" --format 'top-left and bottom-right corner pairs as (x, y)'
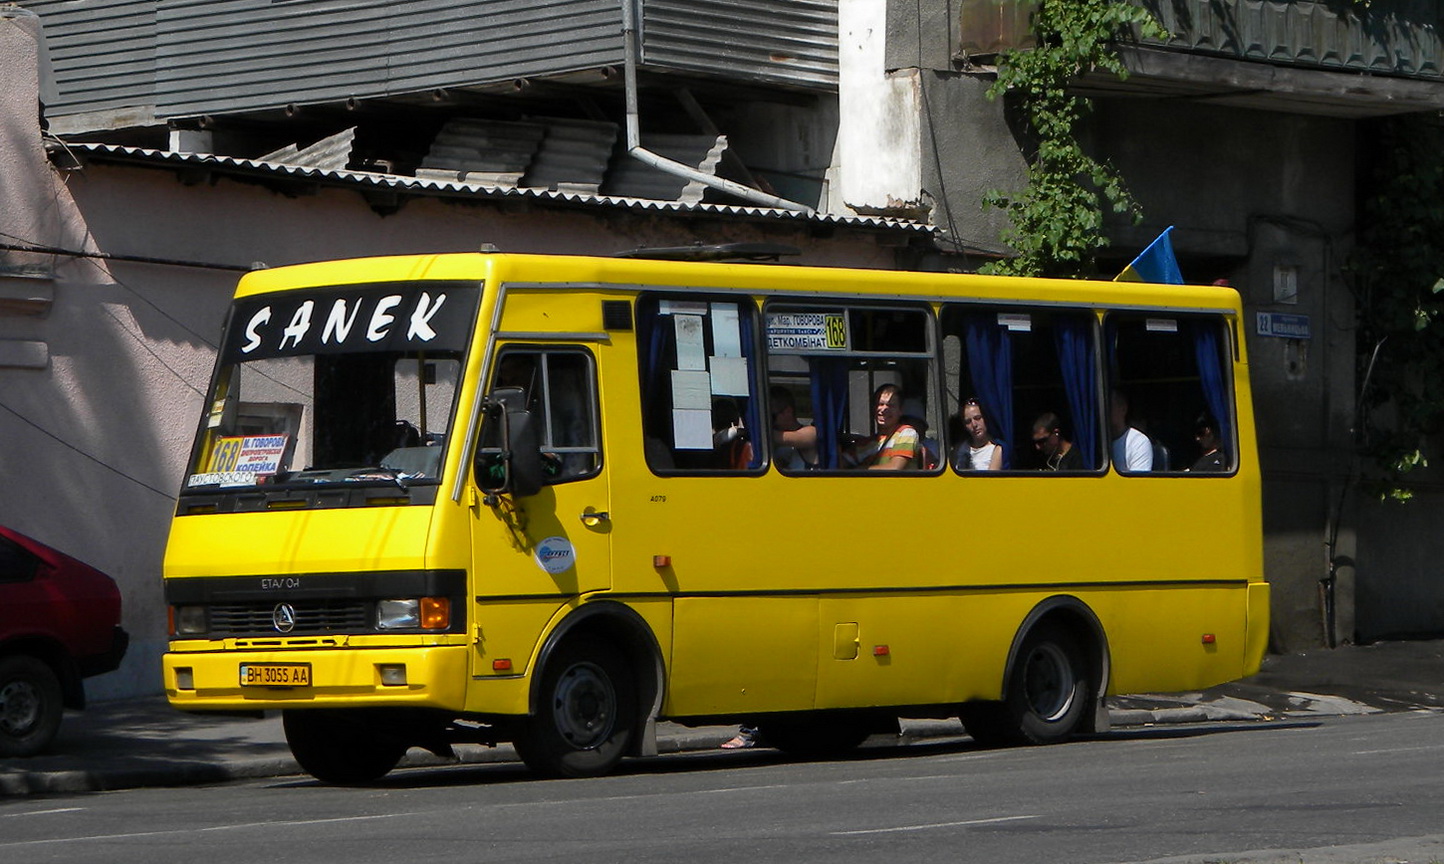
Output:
(641, 303), (669, 435)
(1055, 317), (1098, 469)
(810, 358), (850, 469)
(964, 315), (1014, 468)
(1191, 320), (1232, 460)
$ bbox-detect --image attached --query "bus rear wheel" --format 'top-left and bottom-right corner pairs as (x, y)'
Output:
(962, 623), (1091, 747)
(514, 638), (635, 778)
(283, 710), (408, 784)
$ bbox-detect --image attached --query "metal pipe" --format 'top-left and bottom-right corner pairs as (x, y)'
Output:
(619, 0), (813, 214)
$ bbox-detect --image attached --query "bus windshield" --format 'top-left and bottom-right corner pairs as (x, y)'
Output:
(180, 281), (479, 497)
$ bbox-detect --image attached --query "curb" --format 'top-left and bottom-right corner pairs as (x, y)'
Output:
(0, 706), (1266, 798)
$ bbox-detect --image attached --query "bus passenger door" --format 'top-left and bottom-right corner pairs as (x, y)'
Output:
(468, 347), (610, 668)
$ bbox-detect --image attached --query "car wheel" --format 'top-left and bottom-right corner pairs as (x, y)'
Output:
(0, 655), (64, 757)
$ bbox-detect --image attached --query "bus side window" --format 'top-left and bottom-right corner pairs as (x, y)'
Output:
(763, 303), (938, 473)
(940, 306), (1102, 472)
(636, 295), (763, 474)
(1105, 315), (1235, 475)
(482, 348), (601, 484)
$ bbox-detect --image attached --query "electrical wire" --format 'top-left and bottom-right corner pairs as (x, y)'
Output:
(0, 398), (177, 502)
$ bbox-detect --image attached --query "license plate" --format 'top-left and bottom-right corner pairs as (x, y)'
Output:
(239, 663), (311, 687)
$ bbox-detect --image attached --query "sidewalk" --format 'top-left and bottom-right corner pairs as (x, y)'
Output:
(4, 640), (1440, 797)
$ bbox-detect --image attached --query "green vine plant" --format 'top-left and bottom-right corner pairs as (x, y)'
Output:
(979, 0), (1167, 279)
(1353, 113), (1444, 500)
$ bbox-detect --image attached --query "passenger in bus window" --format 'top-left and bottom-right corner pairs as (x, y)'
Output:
(1032, 413), (1082, 471)
(1189, 411), (1228, 472)
(770, 385), (818, 470)
(955, 398), (1003, 471)
(711, 397), (753, 470)
(844, 384), (921, 470)
(1109, 389), (1154, 473)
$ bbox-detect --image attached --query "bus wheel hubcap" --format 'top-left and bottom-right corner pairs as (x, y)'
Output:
(551, 662), (615, 749)
(1023, 643), (1076, 722)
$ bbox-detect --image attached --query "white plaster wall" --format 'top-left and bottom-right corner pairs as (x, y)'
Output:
(834, 0), (924, 214)
(2, 18), (902, 699)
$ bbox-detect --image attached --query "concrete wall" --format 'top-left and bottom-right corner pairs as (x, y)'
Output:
(834, 0), (924, 216)
(1356, 492), (1444, 641)
(1, 20), (900, 700)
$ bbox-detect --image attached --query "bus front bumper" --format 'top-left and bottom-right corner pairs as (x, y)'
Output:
(164, 645), (470, 713)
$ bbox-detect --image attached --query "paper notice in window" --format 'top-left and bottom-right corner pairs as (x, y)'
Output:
(660, 299), (709, 316)
(672, 409), (713, 450)
(671, 369), (711, 410)
(675, 315), (707, 370)
(711, 303), (741, 358)
(709, 356), (749, 396)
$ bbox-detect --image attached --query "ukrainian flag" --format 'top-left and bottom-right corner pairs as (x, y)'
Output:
(1115, 226), (1183, 285)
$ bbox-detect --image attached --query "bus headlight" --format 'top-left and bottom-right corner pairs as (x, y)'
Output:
(173, 605), (207, 636)
(376, 597), (450, 631)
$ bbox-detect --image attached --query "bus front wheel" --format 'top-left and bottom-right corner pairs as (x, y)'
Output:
(514, 638), (635, 778)
(283, 709), (408, 784)
(961, 623), (1091, 747)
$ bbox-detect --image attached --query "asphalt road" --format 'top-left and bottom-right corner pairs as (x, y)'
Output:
(3, 711), (1443, 864)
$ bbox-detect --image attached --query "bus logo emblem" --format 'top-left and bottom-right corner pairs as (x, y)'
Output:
(272, 603), (297, 633)
(534, 536), (577, 575)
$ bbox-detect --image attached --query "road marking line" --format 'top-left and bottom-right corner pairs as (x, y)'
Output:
(1352, 745), (1444, 756)
(2, 808), (84, 818)
(0, 813), (400, 848)
(693, 784), (793, 795)
(831, 815), (1040, 835)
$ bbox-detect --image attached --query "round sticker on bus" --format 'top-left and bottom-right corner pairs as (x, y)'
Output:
(534, 536), (576, 575)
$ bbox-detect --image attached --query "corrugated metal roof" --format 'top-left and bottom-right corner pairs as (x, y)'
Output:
(1139, 0), (1443, 80)
(142, 0), (836, 121)
(603, 133), (728, 203)
(65, 142), (932, 234)
(23, 0), (156, 117)
(259, 127), (356, 171)
(641, 0), (838, 89)
(519, 117), (619, 195)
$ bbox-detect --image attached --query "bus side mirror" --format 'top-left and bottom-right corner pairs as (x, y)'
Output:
(477, 386), (544, 498)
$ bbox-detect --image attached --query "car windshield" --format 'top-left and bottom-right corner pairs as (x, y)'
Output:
(181, 281), (479, 495)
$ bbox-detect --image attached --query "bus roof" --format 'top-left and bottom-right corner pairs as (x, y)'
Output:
(235, 252), (1243, 314)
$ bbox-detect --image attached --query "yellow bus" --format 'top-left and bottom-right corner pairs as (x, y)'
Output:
(163, 249), (1268, 782)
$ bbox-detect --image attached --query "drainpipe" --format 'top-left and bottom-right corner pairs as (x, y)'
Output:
(620, 0), (814, 214)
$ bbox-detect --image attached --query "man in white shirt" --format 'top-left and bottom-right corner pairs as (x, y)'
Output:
(1109, 389), (1153, 472)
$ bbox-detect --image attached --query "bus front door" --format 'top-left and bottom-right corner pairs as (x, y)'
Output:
(468, 346), (611, 680)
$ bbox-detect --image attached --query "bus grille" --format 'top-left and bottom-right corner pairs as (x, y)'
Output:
(207, 601), (369, 635)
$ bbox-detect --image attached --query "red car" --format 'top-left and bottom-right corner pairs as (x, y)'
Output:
(0, 525), (128, 756)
